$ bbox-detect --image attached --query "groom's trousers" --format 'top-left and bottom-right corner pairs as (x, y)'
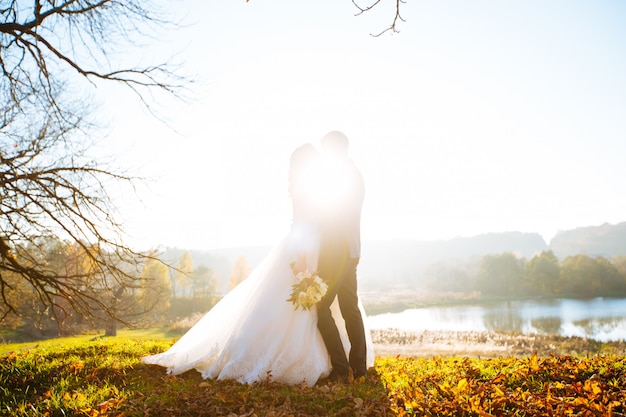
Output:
(317, 244), (367, 378)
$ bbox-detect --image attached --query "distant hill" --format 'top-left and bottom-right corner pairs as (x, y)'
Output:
(358, 232), (548, 288)
(161, 222), (626, 291)
(549, 222), (626, 258)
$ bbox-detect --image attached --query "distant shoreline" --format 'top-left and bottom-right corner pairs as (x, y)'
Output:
(362, 292), (626, 316)
(371, 329), (626, 358)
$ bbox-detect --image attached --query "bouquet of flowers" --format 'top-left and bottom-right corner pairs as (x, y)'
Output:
(287, 262), (328, 310)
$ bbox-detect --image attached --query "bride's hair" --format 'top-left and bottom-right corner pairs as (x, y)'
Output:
(288, 143), (318, 199)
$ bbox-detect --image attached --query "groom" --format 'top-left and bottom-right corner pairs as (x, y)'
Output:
(316, 131), (367, 382)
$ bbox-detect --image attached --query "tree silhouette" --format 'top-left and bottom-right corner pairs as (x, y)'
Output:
(229, 256), (251, 290)
(0, 0), (186, 327)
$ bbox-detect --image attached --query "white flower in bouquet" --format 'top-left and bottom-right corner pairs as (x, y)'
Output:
(287, 262), (328, 310)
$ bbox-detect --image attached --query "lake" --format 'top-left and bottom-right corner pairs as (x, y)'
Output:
(366, 297), (626, 342)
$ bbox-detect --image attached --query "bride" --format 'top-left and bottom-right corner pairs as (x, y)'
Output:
(141, 143), (374, 386)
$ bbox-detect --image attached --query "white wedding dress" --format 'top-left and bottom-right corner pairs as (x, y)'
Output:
(141, 221), (374, 386)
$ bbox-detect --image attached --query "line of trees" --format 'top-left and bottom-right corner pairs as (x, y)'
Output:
(1, 237), (145, 340)
(426, 251), (626, 299)
(0, 243), (252, 341)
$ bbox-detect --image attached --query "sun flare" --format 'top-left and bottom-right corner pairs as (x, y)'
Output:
(305, 158), (353, 213)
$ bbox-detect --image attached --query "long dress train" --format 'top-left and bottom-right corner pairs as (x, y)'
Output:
(141, 222), (374, 386)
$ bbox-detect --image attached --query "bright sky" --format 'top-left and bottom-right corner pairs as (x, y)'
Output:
(102, 0), (626, 251)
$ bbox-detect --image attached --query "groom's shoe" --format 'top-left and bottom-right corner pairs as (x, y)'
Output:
(353, 371), (367, 384)
(329, 369), (349, 383)
(320, 369), (348, 384)
(353, 367), (367, 379)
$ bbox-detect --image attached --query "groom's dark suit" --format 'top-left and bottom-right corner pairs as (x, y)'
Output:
(316, 156), (367, 380)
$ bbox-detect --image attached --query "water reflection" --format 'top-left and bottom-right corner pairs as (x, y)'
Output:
(530, 317), (562, 335)
(367, 297), (626, 341)
(566, 317), (625, 341)
(484, 305), (524, 333)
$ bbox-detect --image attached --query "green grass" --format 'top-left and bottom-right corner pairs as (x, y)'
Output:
(1, 331), (625, 416)
(0, 328), (180, 356)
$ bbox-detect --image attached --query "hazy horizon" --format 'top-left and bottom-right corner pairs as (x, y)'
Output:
(156, 220), (625, 253)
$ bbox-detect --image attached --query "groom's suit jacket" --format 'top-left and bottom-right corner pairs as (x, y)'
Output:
(319, 158), (364, 260)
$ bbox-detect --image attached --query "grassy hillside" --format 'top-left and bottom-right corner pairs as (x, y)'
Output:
(1, 332), (625, 416)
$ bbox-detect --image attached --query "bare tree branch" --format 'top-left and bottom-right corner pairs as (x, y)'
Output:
(352, 0), (406, 36)
(0, 0), (188, 117)
(1, 1), (186, 331)
(0, 106), (154, 328)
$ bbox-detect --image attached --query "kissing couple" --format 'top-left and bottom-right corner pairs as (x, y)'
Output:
(142, 131), (374, 386)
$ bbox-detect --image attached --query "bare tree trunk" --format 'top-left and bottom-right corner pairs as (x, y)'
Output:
(105, 319), (117, 337)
